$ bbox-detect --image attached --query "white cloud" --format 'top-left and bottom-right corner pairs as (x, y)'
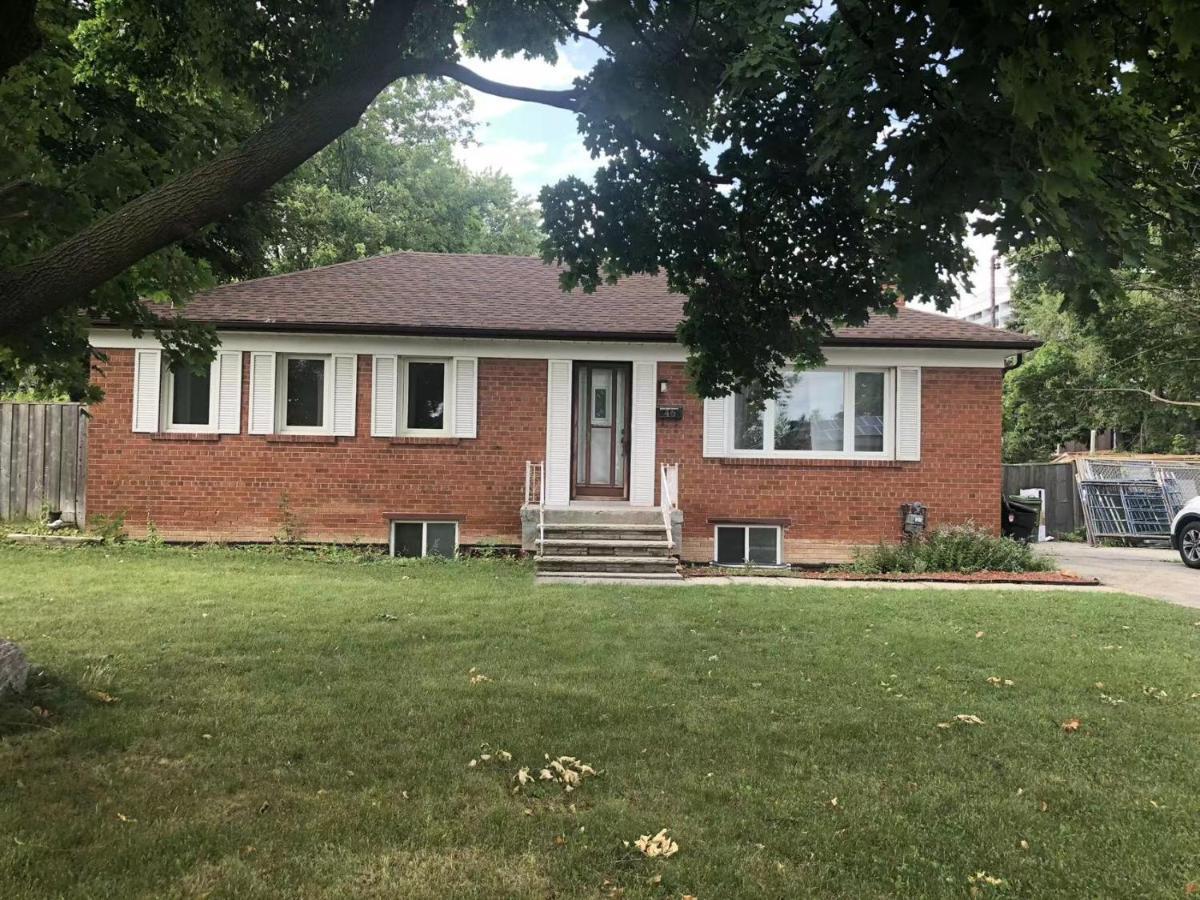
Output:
(455, 134), (607, 196)
(455, 137), (551, 184)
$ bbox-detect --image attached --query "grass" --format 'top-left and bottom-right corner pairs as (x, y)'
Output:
(1, 544), (1198, 898)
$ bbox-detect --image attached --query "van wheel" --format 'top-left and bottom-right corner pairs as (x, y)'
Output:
(1179, 522), (1200, 569)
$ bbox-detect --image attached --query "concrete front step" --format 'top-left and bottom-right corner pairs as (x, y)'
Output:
(539, 538), (673, 550)
(538, 571), (685, 583)
(541, 507), (665, 527)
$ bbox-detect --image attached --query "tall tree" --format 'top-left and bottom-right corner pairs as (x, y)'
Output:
(270, 82), (539, 274)
(2, 1), (1199, 397)
(1003, 244), (1200, 462)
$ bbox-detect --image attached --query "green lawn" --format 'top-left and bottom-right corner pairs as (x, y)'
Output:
(1, 544), (1198, 899)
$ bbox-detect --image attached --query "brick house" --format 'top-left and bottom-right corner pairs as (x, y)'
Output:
(88, 251), (1037, 574)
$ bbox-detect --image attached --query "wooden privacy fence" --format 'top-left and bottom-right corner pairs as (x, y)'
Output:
(1002, 462), (1083, 538)
(0, 403), (88, 525)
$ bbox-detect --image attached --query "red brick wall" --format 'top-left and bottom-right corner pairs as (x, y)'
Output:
(89, 351), (1002, 560)
(88, 351), (546, 544)
(654, 363), (1003, 563)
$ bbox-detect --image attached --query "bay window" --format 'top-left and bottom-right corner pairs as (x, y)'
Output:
(727, 367), (893, 458)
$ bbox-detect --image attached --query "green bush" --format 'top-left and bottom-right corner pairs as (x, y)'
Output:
(847, 523), (1055, 575)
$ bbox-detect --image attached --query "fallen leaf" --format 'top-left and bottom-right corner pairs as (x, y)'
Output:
(632, 828), (679, 859)
(1185, 882), (1197, 894)
(1019, 839), (1029, 851)
(827, 796), (839, 809)
(985, 677), (1014, 688)
(553, 834), (567, 847)
(1061, 718), (1081, 733)
(975, 631), (985, 639)
(968, 871), (1004, 887)
(87, 690), (119, 704)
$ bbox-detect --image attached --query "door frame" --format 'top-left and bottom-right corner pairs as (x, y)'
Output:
(570, 361), (633, 500)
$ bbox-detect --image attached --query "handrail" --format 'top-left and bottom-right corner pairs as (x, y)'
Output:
(524, 460), (546, 555)
(660, 462), (679, 549)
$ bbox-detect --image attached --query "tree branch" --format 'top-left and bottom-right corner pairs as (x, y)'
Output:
(1074, 386), (1200, 408)
(0, 1), (428, 333)
(422, 60), (581, 111)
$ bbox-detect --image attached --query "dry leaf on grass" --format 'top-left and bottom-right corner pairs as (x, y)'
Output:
(1061, 718), (1081, 733)
(968, 871), (1004, 887)
(985, 677), (1014, 688)
(87, 690), (119, 704)
(938, 714), (985, 728)
(628, 829), (679, 859)
(513, 754), (598, 793)
(468, 667), (492, 685)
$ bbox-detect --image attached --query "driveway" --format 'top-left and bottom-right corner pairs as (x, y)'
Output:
(1037, 542), (1199, 609)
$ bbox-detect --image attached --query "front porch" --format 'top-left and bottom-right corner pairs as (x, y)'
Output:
(521, 460), (683, 578)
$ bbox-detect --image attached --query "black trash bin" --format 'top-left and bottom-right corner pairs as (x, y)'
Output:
(1002, 497), (1039, 542)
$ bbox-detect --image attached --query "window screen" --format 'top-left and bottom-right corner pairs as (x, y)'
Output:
(715, 525), (781, 566)
(286, 357), (325, 428)
(747, 527), (779, 565)
(425, 523), (457, 558)
(392, 522), (424, 558)
(715, 526), (747, 565)
(391, 521), (457, 559)
(171, 366), (210, 426)
(406, 362), (446, 430)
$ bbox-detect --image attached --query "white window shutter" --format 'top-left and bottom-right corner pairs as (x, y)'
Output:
(248, 352), (276, 435)
(216, 351), (243, 434)
(371, 355), (397, 437)
(452, 357), (478, 438)
(629, 361), (657, 506)
(332, 354), (357, 436)
(131, 348), (162, 433)
(544, 359), (573, 506)
(702, 396), (728, 457)
(895, 366), (922, 461)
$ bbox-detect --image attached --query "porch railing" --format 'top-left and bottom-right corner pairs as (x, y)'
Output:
(524, 460), (546, 553)
(660, 462), (679, 549)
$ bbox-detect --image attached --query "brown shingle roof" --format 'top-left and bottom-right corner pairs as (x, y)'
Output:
(162, 251), (1039, 350)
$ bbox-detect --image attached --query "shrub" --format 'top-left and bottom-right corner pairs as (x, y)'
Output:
(847, 523), (1054, 575)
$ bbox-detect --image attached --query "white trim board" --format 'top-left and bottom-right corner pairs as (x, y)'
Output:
(89, 328), (1016, 368)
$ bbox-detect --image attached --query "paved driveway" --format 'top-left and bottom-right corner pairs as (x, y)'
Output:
(1038, 542), (1199, 609)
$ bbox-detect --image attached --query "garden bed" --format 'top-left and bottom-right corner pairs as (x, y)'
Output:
(684, 566), (1099, 586)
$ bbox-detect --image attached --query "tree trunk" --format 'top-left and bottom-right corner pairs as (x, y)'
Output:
(0, 0), (421, 334)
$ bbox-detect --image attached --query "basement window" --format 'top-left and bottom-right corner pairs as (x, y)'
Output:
(713, 524), (782, 567)
(390, 520), (458, 559)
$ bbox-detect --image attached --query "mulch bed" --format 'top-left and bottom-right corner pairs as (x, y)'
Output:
(684, 567), (1100, 586)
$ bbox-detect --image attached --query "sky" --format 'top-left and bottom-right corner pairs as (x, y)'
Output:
(454, 39), (1007, 316)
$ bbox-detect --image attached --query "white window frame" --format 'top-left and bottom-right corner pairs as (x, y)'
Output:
(725, 366), (895, 460)
(398, 357), (452, 436)
(389, 520), (459, 558)
(161, 359), (219, 433)
(712, 524), (784, 567)
(275, 353), (333, 434)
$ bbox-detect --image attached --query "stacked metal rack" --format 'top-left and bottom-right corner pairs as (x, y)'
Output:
(1076, 459), (1199, 545)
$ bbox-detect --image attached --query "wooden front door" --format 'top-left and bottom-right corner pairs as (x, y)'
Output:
(572, 362), (632, 498)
